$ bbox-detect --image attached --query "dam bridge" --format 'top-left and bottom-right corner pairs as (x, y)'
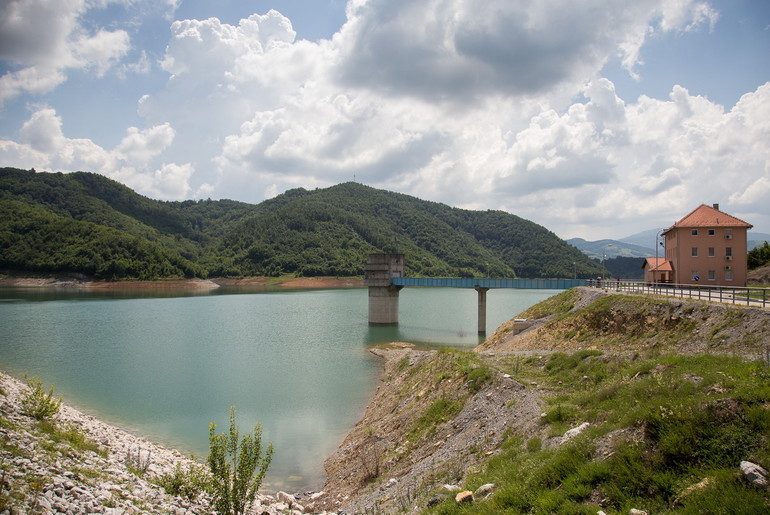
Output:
(364, 253), (585, 334)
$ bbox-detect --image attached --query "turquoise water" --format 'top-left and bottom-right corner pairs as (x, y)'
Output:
(0, 286), (558, 490)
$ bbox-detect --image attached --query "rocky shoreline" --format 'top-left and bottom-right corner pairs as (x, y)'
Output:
(0, 372), (336, 514)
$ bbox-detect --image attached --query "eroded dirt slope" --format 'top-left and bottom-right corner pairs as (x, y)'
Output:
(311, 345), (548, 514)
(482, 287), (770, 358)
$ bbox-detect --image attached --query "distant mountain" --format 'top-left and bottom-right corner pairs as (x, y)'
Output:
(618, 229), (662, 250)
(749, 232), (770, 250)
(0, 167), (605, 280)
(566, 237), (654, 260)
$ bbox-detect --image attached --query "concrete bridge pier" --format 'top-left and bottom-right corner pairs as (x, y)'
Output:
(368, 285), (404, 324)
(475, 286), (489, 334)
(364, 253), (405, 325)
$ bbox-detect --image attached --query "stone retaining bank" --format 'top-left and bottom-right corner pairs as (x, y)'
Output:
(0, 372), (337, 514)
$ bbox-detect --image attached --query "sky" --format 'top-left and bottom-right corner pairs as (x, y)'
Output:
(1, 0), (769, 241)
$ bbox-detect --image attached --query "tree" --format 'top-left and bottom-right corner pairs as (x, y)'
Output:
(748, 241), (770, 269)
(207, 407), (273, 515)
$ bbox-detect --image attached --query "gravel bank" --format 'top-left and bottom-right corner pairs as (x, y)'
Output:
(0, 372), (336, 514)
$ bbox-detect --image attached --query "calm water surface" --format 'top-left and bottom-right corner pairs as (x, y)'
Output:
(0, 286), (558, 490)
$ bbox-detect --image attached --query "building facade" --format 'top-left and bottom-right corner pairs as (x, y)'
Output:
(659, 204), (752, 286)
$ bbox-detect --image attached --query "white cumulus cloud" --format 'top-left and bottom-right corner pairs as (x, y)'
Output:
(0, 0), (170, 104)
(3, 108), (193, 200)
(2, 0), (768, 237)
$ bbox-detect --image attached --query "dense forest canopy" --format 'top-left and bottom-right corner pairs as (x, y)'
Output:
(0, 167), (605, 280)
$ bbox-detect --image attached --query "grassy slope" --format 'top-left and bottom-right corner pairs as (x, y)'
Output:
(432, 352), (770, 514)
(427, 290), (770, 514)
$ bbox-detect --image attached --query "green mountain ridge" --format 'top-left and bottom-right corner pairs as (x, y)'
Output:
(0, 167), (604, 280)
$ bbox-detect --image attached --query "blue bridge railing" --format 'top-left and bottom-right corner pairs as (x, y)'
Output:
(391, 277), (586, 289)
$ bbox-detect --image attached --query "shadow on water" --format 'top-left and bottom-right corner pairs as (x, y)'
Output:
(365, 323), (484, 349)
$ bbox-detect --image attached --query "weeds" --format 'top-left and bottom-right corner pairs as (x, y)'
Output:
(408, 398), (462, 442)
(126, 447), (152, 477)
(36, 420), (105, 457)
(436, 348), (494, 393)
(20, 377), (61, 420)
(360, 429), (382, 484)
(156, 463), (210, 501)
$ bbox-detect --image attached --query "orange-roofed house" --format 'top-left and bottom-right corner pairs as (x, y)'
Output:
(657, 204), (753, 286)
(642, 257), (672, 283)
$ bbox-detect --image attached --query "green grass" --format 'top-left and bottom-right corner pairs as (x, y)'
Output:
(518, 289), (578, 320)
(436, 348), (495, 393)
(37, 420), (106, 458)
(424, 352), (770, 514)
(408, 398), (463, 443)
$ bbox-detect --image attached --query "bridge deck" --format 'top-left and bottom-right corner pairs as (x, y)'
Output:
(391, 277), (586, 289)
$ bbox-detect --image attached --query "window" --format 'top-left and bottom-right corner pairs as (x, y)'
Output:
(708, 247), (715, 257)
(725, 270), (733, 281)
(691, 247), (698, 257)
(691, 270), (700, 281)
(708, 229), (715, 236)
(691, 229), (699, 236)
(726, 247), (733, 257)
(707, 270), (716, 281)
(725, 229), (733, 239)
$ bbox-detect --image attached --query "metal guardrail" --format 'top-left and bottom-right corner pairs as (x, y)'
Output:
(587, 279), (769, 308)
(392, 277), (586, 289)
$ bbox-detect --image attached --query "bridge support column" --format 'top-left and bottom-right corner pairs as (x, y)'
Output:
(368, 285), (403, 325)
(475, 286), (489, 334)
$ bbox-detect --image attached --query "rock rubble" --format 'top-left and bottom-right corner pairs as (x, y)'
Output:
(0, 372), (337, 514)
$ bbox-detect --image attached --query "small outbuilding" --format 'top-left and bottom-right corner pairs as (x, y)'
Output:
(642, 257), (672, 283)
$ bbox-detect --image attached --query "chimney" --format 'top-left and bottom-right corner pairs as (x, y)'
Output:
(713, 203), (719, 210)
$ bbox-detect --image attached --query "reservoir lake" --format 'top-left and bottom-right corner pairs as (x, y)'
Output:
(0, 286), (559, 490)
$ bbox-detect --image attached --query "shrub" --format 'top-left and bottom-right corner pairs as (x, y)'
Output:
(156, 463), (210, 501)
(526, 437), (542, 453)
(21, 377), (61, 420)
(207, 407), (273, 515)
(125, 447), (152, 477)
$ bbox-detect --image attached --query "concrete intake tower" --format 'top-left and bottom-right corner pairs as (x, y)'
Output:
(364, 253), (404, 325)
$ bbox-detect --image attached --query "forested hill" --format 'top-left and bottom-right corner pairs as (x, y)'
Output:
(0, 167), (604, 280)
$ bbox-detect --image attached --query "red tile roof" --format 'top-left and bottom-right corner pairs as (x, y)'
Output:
(643, 257), (672, 271)
(664, 204), (752, 231)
